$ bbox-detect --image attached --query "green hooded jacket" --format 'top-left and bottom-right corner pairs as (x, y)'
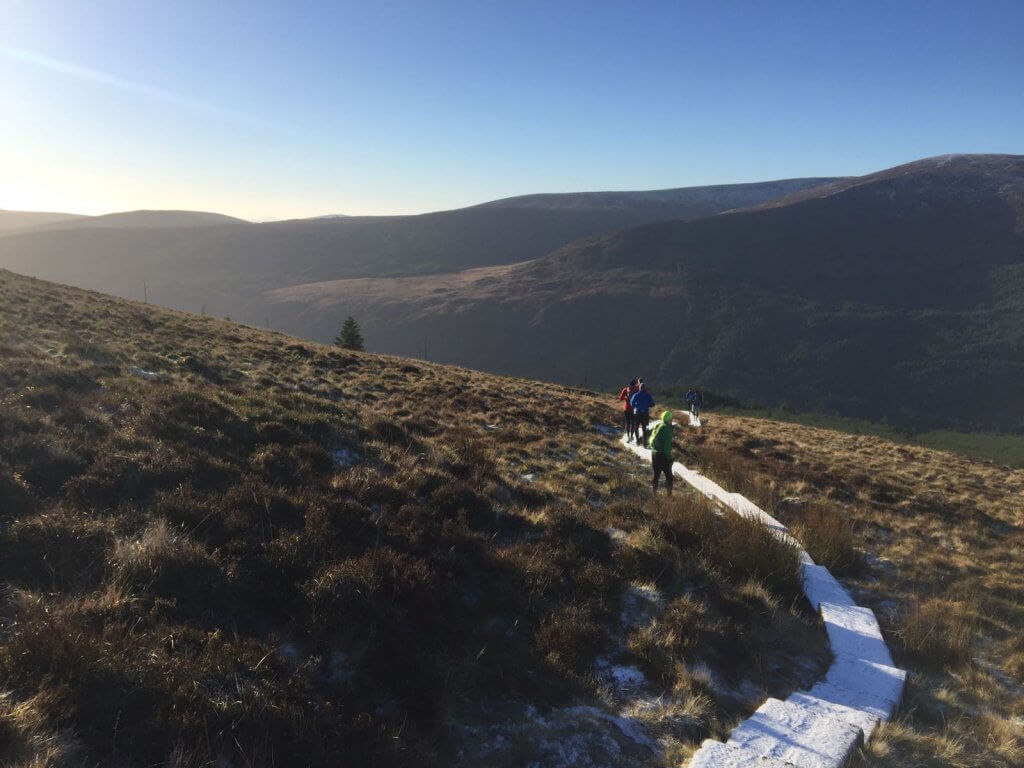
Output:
(648, 411), (674, 458)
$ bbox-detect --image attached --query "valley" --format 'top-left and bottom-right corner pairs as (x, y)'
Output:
(4, 156), (1020, 435)
(4, 5), (1021, 767)
(269, 155), (1024, 434)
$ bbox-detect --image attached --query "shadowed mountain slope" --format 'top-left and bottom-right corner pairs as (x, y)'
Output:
(0, 178), (833, 318)
(32, 209), (249, 230)
(270, 154), (1024, 433)
(0, 209), (86, 234)
(476, 178), (842, 213)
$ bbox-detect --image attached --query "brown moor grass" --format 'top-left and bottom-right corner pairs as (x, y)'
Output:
(688, 413), (1024, 767)
(0, 270), (825, 768)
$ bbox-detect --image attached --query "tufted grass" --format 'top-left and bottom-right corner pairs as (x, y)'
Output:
(0, 270), (826, 768)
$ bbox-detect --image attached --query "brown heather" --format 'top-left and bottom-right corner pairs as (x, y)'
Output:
(688, 414), (1024, 767)
(2, 268), (1022, 766)
(0, 270), (826, 767)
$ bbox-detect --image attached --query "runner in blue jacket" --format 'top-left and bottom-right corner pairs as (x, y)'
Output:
(629, 383), (656, 445)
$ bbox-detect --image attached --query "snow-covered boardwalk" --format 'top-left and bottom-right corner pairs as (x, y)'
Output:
(619, 435), (905, 768)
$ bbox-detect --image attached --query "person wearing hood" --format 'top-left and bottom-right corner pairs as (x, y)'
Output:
(629, 382), (656, 445)
(648, 410), (674, 495)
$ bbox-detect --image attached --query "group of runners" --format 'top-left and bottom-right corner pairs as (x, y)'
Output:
(616, 380), (705, 496)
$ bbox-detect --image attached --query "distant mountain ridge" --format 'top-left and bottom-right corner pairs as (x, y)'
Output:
(0, 176), (834, 312)
(5, 156), (1020, 432)
(0, 208), (246, 236)
(0, 209), (87, 234)
(475, 178), (840, 212)
(20, 209), (249, 232)
(269, 154), (1024, 433)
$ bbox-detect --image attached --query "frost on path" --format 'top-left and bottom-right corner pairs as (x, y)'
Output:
(619, 435), (906, 768)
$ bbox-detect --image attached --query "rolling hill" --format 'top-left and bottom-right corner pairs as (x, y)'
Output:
(0, 268), (827, 766)
(270, 154), (1024, 434)
(1, 269), (1021, 768)
(0, 209), (86, 234)
(28, 209), (249, 230)
(0, 209), (241, 236)
(0, 178), (833, 317)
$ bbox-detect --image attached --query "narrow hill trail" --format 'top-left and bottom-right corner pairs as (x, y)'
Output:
(2, 270), (1021, 767)
(0, 270), (840, 767)
(619, 426), (905, 768)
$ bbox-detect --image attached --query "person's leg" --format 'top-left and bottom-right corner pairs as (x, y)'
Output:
(641, 414), (650, 444)
(653, 454), (670, 493)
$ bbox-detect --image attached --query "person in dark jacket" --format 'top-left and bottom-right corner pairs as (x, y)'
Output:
(685, 388), (704, 420)
(629, 383), (656, 445)
(648, 410), (674, 494)
(618, 379), (638, 439)
(633, 378), (645, 441)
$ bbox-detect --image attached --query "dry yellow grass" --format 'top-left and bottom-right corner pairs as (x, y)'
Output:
(0, 270), (826, 767)
(689, 413), (1024, 767)
(3, 266), (1020, 766)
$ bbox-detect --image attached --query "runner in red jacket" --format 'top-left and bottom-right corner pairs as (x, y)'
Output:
(618, 379), (639, 440)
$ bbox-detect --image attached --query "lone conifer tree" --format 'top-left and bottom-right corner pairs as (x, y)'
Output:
(335, 316), (365, 351)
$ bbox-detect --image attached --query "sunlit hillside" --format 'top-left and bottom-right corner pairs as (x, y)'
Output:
(1, 269), (1021, 767)
(0, 270), (826, 767)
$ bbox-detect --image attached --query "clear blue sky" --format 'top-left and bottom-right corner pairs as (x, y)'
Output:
(2, 0), (1022, 219)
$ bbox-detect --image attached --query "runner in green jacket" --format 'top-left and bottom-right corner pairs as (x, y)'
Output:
(648, 410), (674, 495)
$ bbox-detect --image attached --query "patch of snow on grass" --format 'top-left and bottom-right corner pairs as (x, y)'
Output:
(454, 701), (661, 766)
(128, 365), (159, 381)
(331, 447), (359, 468)
(619, 582), (663, 628)
(609, 665), (646, 688)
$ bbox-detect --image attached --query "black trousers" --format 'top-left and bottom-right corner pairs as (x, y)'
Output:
(622, 409), (635, 434)
(635, 411), (650, 444)
(652, 453), (673, 493)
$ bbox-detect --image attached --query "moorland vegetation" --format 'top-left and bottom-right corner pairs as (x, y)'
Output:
(1, 269), (1021, 767)
(0, 270), (826, 767)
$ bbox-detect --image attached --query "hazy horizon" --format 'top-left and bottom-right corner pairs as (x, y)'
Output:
(2, 170), (850, 221)
(3, 1), (1023, 220)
